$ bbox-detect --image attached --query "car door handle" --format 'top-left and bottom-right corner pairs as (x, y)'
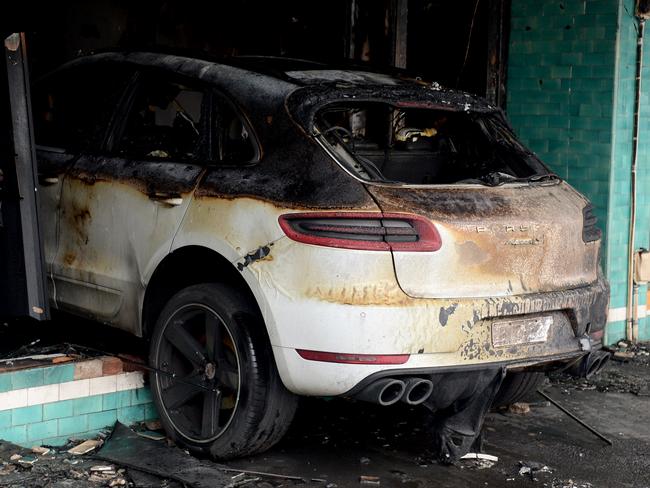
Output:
(38, 176), (59, 186)
(150, 193), (183, 206)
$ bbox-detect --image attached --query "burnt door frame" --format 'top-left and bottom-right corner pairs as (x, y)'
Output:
(3, 33), (49, 319)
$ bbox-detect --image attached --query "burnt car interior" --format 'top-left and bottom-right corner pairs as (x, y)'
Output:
(118, 80), (204, 161)
(318, 103), (551, 185)
(32, 68), (257, 166)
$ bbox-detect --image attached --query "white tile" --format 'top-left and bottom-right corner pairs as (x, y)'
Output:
(88, 375), (117, 395)
(116, 372), (144, 391)
(59, 379), (89, 401)
(0, 388), (28, 410)
(27, 384), (59, 406)
(608, 305), (647, 323)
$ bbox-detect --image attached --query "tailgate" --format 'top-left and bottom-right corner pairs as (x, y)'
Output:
(367, 182), (600, 298)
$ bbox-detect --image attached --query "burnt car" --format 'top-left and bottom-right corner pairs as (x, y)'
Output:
(32, 52), (609, 459)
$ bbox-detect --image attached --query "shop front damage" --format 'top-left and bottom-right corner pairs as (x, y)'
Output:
(0, 0), (623, 485)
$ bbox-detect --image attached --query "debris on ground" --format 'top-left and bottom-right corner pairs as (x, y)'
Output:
(459, 452), (499, 469)
(30, 447), (50, 456)
(68, 439), (102, 455)
(359, 475), (380, 485)
(550, 480), (593, 488)
(508, 402), (531, 414)
(518, 460), (553, 481)
(612, 351), (635, 362)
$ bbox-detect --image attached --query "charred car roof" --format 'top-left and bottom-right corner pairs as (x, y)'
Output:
(56, 51), (498, 125)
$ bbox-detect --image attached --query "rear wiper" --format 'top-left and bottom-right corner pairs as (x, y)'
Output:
(527, 173), (560, 183)
(478, 171), (517, 186)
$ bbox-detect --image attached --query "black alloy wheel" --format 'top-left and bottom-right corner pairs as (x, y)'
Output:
(149, 283), (297, 459)
(155, 303), (240, 442)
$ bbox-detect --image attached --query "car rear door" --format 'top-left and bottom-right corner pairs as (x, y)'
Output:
(32, 62), (134, 309)
(55, 69), (206, 330)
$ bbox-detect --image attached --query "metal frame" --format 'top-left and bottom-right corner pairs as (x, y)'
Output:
(4, 33), (49, 320)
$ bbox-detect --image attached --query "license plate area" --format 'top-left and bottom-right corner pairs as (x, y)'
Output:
(491, 316), (553, 347)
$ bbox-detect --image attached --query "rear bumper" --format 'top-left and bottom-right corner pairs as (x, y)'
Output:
(270, 274), (609, 396)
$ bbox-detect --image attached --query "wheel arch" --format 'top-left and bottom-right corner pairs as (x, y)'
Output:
(141, 245), (272, 342)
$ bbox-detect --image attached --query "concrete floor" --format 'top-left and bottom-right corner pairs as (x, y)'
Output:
(1, 317), (649, 487)
(229, 360), (650, 488)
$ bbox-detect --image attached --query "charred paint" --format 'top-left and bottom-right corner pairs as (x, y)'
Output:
(305, 282), (412, 307)
(438, 303), (458, 326)
(237, 244), (272, 271)
(367, 182), (601, 300)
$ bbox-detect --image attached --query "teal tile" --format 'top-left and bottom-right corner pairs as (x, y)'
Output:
(0, 373), (12, 393)
(72, 395), (103, 416)
(88, 410), (117, 431)
(43, 400), (74, 421)
(12, 405), (43, 425)
(0, 410), (11, 429)
(144, 402), (159, 421)
(117, 405), (145, 426)
(103, 391), (131, 410)
(11, 368), (44, 390)
(27, 420), (58, 442)
(58, 415), (88, 436)
(42, 365), (75, 386)
(0, 425), (27, 445)
(131, 388), (153, 406)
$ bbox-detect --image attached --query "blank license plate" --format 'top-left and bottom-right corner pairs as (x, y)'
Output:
(491, 316), (553, 347)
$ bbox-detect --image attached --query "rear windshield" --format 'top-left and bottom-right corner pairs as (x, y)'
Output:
(315, 102), (550, 185)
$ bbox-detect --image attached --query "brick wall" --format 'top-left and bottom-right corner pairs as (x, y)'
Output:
(0, 358), (158, 447)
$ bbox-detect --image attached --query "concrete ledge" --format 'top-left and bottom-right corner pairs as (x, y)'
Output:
(0, 356), (158, 447)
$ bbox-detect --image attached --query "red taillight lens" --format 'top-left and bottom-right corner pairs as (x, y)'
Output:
(297, 349), (410, 365)
(278, 212), (441, 251)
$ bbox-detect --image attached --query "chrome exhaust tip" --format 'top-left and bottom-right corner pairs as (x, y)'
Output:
(354, 378), (406, 406)
(401, 378), (434, 405)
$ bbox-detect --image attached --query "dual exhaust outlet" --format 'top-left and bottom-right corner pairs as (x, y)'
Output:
(566, 350), (610, 379)
(354, 377), (434, 406)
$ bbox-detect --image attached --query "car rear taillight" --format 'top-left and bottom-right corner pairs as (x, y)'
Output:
(582, 204), (602, 243)
(278, 212), (441, 251)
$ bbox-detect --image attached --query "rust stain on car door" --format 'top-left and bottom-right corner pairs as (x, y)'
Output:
(53, 154), (203, 330)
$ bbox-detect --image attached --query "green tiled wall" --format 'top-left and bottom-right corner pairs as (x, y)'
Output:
(508, 0), (618, 265)
(0, 388), (157, 447)
(508, 0), (650, 343)
(0, 362), (158, 448)
(0, 364), (75, 393)
(607, 0), (638, 341)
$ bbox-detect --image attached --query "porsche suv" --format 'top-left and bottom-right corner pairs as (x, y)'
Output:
(33, 52), (609, 458)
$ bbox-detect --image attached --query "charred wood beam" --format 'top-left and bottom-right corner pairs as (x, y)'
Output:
(388, 0), (408, 69)
(486, 0), (510, 107)
(345, 0), (359, 60)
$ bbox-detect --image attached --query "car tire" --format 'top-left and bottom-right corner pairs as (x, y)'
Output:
(492, 372), (546, 407)
(149, 283), (297, 459)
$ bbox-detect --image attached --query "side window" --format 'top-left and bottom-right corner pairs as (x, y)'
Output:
(214, 97), (257, 164)
(32, 64), (132, 152)
(114, 76), (205, 160)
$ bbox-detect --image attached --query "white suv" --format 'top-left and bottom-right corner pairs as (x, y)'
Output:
(33, 52), (609, 459)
